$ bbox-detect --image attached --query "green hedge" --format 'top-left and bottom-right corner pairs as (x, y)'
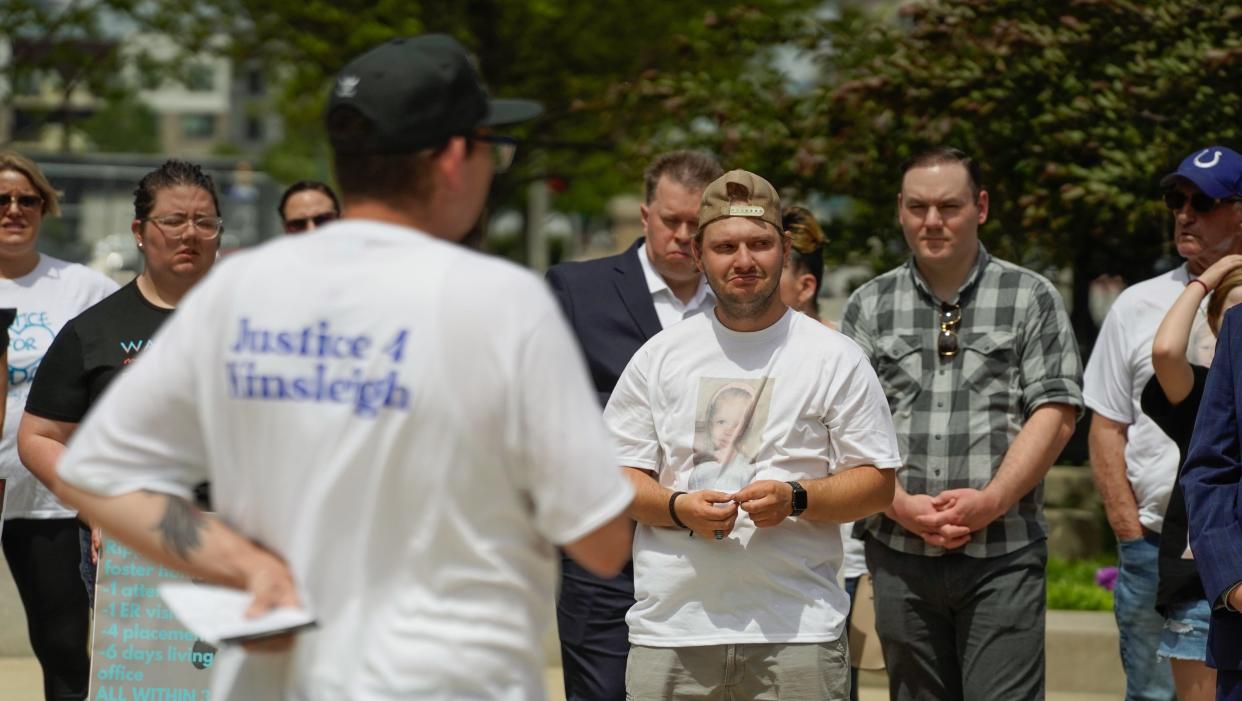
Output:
(1047, 556), (1115, 612)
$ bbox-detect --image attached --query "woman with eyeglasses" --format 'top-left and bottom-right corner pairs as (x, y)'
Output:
(279, 180), (340, 234)
(16, 159), (220, 682)
(1142, 252), (1242, 701)
(0, 151), (119, 701)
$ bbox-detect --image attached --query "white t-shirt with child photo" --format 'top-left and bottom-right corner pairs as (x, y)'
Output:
(605, 308), (902, 647)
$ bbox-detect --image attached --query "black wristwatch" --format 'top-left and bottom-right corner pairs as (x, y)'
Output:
(787, 480), (807, 517)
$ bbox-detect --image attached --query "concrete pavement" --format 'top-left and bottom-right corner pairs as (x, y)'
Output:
(0, 658), (40, 699)
(0, 656), (1124, 700)
(0, 549), (1124, 700)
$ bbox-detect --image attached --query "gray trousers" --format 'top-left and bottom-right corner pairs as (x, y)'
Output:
(865, 537), (1047, 701)
(625, 637), (850, 700)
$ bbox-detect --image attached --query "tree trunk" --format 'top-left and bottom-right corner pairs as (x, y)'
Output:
(1070, 237), (1098, 360)
(59, 84), (74, 153)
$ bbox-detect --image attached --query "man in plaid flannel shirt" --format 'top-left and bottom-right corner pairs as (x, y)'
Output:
(841, 147), (1083, 701)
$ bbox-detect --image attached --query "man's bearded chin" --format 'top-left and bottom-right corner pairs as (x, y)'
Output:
(710, 275), (781, 320)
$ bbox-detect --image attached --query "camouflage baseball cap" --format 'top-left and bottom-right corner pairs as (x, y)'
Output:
(698, 169), (783, 233)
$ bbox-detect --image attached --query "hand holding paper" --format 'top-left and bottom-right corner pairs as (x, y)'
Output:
(160, 583), (316, 647)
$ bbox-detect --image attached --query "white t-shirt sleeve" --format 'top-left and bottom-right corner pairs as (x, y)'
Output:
(1083, 303), (1134, 424)
(84, 268), (121, 303)
(825, 354), (904, 471)
(603, 347), (661, 473)
(513, 305), (634, 546)
(57, 279), (213, 500)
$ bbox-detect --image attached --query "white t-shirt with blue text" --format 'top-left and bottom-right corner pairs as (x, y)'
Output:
(2, 254), (117, 519)
(59, 221), (633, 701)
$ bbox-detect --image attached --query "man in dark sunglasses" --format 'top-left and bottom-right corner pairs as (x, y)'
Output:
(1085, 145), (1242, 700)
(1160, 147), (1242, 275)
(278, 180), (340, 234)
(841, 147), (1083, 701)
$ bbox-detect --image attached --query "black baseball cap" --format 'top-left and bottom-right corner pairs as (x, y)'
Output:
(325, 34), (542, 154)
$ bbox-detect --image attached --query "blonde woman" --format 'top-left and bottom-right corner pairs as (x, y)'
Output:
(0, 151), (117, 701)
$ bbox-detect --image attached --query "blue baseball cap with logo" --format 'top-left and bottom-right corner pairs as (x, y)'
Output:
(1161, 146), (1242, 199)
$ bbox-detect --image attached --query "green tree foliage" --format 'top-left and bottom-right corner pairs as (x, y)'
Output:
(21, 0), (1241, 332)
(1, 0), (211, 151)
(162, 0), (817, 199)
(4, 0), (128, 149)
(818, 0), (1242, 341)
(615, 0), (1242, 341)
(1047, 555), (1115, 611)
(161, 0), (424, 183)
(812, 1), (1242, 276)
(79, 93), (159, 153)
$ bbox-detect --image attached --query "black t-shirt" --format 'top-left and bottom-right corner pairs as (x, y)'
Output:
(1140, 365), (1209, 613)
(26, 280), (171, 423)
(0, 308), (15, 350)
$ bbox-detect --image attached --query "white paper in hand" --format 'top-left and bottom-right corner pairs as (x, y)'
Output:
(159, 582), (316, 646)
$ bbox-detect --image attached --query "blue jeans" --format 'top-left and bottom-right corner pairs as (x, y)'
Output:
(1157, 598), (1210, 663)
(1115, 535), (1175, 701)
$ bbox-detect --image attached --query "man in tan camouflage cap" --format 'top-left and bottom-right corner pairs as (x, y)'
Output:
(697, 169), (785, 232)
(692, 169), (788, 322)
(602, 168), (901, 699)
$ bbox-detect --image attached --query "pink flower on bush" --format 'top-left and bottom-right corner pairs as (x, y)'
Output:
(1096, 566), (1118, 591)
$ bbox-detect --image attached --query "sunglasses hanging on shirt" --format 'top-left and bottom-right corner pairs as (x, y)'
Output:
(938, 303), (961, 359)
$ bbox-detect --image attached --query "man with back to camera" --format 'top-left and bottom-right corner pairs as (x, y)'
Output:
(545, 150), (721, 700)
(1087, 145), (1242, 701)
(50, 34), (635, 700)
(841, 147), (1082, 700)
(607, 169), (901, 700)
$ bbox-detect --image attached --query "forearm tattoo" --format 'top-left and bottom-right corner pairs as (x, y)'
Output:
(147, 491), (207, 560)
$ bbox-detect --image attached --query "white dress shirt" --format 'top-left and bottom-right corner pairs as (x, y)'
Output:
(637, 242), (714, 329)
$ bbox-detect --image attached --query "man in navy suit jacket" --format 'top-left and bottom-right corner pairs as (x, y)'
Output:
(1184, 304), (1242, 701)
(545, 151), (722, 700)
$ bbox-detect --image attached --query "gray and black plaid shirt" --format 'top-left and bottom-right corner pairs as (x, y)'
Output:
(841, 244), (1083, 558)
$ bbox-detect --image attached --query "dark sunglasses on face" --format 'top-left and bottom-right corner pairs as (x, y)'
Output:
(938, 303), (961, 359)
(0, 193), (43, 211)
(1163, 190), (1241, 214)
(473, 134), (518, 174)
(284, 212), (337, 233)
